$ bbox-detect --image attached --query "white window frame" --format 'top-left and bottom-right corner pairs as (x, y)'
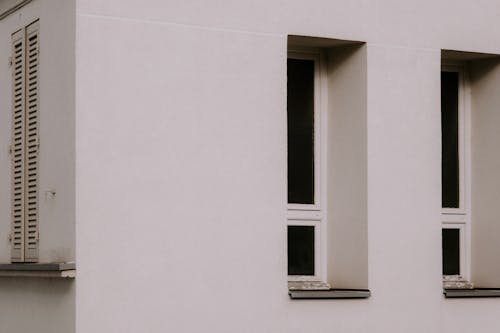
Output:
(287, 49), (327, 282)
(441, 64), (471, 281)
(286, 219), (322, 281)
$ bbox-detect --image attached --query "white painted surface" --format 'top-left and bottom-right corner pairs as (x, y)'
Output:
(0, 0), (75, 332)
(326, 43), (367, 289)
(0, 278), (74, 333)
(470, 59), (500, 287)
(75, 0), (500, 332)
(0, 0), (75, 264)
(76, 15), (286, 333)
(366, 45), (443, 332)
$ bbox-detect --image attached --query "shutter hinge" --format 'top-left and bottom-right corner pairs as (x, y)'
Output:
(8, 233), (12, 243)
(8, 56), (12, 67)
(36, 231), (40, 241)
(8, 145), (12, 155)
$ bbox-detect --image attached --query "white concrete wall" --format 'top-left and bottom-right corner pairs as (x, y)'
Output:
(75, 1), (500, 333)
(0, 0), (75, 264)
(0, 278), (74, 333)
(0, 0), (75, 332)
(367, 44), (443, 333)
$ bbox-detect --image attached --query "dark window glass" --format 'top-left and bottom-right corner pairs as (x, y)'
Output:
(287, 58), (315, 204)
(442, 228), (460, 275)
(441, 71), (460, 208)
(288, 225), (315, 275)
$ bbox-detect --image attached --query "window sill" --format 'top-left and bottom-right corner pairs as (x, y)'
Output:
(289, 289), (371, 299)
(0, 262), (75, 278)
(288, 281), (331, 290)
(444, 288), (500, 298)
(443, 275), (473, 289)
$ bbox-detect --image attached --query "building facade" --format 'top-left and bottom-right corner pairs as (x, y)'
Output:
(1, 0), (500, 332)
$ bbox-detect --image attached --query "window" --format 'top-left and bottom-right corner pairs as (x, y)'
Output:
(440, 50), (500, 293)
(287, 51), (326, 285)
(441, 65), (472, 288)
(10, 20), (40, 263)
(286, 37), (368, 295)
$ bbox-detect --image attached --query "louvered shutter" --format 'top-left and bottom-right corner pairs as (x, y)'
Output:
(10, 20), (39, 263)
(10, 28), (26, 262)
(24, 21), (39, 262)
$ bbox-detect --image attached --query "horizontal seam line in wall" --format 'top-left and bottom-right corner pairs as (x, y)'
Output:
(0, 0), (33, 21)
(76, 12), (282, 38)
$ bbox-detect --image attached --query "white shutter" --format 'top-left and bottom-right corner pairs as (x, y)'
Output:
(24, 21), (39, 262)
(10, 20), (39, 263)
(10, 28), (26, 262)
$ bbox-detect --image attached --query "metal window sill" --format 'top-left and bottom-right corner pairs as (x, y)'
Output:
(289, 289), (371, 299)
(444, 288), (500, 298)
(0, 262), (75, 278)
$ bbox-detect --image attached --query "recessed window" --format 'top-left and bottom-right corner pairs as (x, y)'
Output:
(286, 37), (368, 292)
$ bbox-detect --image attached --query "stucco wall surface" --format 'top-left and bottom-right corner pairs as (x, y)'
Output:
(0, 278), (75, 333)
(0, 0), (75, 332)
(0, 0), (75, 264)
(75, 1), (500, 333)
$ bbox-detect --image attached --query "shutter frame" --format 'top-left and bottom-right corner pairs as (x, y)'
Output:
(10, 20), (39, 263)
(24, 20), (39, 262)
(10, 28), (26, 262)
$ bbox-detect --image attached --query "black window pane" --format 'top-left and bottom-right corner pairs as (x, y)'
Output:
(288, 225), (315, 275)
(441, 71), (459, 208)
(287, 58), (315, 204)
(442, 228), (460, 275)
